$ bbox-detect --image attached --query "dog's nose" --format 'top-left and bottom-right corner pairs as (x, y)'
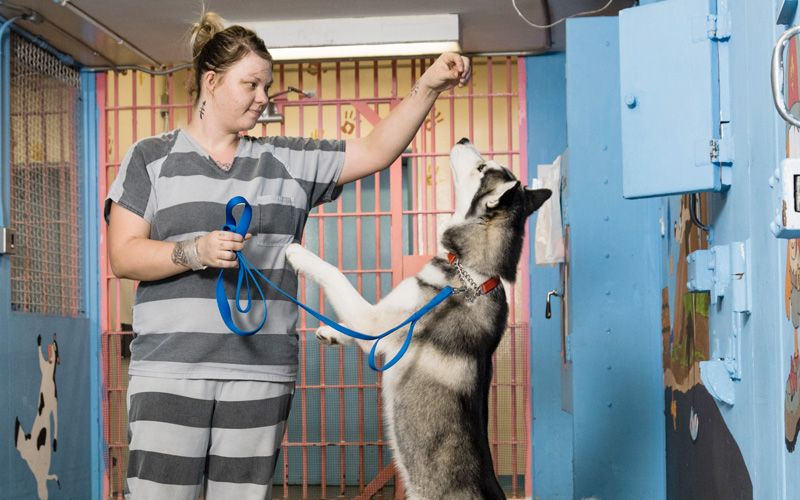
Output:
(457, 137), (471, 145)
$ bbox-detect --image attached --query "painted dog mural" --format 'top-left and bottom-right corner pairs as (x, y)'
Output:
(15, 334), (60, 500)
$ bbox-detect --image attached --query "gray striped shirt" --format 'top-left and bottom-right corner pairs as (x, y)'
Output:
(105, 129), (345, 381)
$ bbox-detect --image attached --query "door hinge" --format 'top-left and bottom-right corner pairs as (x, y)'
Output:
(707, 13), (731, 41)
(0, 227), (15, 255)
(710, 138), (734, 165)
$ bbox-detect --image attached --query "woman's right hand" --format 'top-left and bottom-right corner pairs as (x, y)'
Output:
(197, 230), (252, 268)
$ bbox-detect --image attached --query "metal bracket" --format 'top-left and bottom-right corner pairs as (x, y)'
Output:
(687, 246), (729, 304)
(700, 360), (735, 405)
(687, 241), (751, 311)
(769, 158), (800, 238)
(687, 241), (751, 386)
(0, 227), (15, 255)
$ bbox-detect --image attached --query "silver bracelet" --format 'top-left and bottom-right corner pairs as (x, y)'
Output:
(171, 236), (207, 271)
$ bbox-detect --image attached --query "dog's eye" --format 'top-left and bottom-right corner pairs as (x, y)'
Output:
(477, 163), (486, 172)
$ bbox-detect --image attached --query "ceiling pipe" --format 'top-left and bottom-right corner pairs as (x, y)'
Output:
(0, 15), (22, 227)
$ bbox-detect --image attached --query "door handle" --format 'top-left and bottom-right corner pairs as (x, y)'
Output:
(546, 289), (562, 319)
(772, 24), (800, 128)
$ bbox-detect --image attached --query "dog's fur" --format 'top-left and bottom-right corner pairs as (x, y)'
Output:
(285, 139), (551, 499)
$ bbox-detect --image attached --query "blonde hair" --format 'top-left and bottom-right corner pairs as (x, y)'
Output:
(189, 11), (272, 104)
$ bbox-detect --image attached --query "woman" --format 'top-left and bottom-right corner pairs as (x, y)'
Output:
(106, 11), (471, 500)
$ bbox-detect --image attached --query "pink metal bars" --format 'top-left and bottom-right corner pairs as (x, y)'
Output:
(98, 56), (531, 499)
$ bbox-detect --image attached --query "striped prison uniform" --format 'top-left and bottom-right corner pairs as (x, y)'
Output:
(105, 129), (345, 499)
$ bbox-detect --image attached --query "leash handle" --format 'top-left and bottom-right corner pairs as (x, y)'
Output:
(215, 197), (267, 336)
(215, 197), (454, 371)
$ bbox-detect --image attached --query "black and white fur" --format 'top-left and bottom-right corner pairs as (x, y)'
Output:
(285, 138), (551, 499)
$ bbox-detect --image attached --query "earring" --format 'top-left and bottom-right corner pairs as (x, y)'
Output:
(199, 100), (206, 120)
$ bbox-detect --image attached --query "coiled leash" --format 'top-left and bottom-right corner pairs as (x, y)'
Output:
(215, 196), (455, 371)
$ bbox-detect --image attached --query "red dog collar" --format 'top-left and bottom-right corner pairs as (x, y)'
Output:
(447, 252), (500, 295)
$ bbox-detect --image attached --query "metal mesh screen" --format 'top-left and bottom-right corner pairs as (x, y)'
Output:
(9, 34), (83, 316)
(100, 56), (530, 498)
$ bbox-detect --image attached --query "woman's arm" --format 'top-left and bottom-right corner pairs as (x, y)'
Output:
(338, 53), (471, 185)
(108, 203), (246, 281)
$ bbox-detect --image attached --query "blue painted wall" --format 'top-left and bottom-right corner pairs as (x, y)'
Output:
(564, 17), (666, 499)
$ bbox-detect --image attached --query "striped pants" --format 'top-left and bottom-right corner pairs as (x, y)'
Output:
(125, 375), (294, 500)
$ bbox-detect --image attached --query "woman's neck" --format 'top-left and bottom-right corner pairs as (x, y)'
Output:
(184, 112), (240, 155)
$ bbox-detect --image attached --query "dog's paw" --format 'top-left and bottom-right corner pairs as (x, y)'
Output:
(284, 243), (313, 273)
(316, 325), (346, 345)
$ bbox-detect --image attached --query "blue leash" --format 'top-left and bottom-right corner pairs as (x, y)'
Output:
(215, 196), (455, 371)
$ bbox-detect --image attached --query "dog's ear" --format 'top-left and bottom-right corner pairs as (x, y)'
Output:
(485, 180), (520, 209)
(524, 188), (552, 216)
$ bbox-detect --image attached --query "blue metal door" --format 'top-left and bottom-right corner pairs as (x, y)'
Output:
(619, 0), (732, 198)
(0, 29), (98, 499)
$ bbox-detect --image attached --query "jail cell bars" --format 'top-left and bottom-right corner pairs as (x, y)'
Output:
(99, 56), (531, 498)
(9, 34), (83, 317)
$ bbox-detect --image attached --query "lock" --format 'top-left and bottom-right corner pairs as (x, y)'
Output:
(0, 227), (16, 255)
(770, 158), (800, 238)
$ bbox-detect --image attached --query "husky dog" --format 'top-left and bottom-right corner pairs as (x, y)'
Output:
(285, 138), (551, 499)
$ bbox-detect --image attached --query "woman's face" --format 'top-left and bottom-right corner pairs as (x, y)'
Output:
(209, 51), (272, 132)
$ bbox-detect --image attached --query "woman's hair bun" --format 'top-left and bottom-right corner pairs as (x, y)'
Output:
(190, 11), (226, 60)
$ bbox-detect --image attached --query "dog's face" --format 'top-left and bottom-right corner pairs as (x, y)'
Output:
(449, 138), (551, 224)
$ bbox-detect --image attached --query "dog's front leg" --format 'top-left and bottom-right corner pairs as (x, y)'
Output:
(314, 273), (428, 366)
(285, 244), (377, 346)
(285, 243), (427, 359)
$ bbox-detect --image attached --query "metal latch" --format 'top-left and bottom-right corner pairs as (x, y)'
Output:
(0, 227), (15, 255)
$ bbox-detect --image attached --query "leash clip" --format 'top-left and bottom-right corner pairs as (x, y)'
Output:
(451, 285), (478, 303)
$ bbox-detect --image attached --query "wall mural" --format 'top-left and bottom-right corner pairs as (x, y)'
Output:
(663, 196), (752, 499)
(784, 35), (800, 454)
(785, 240), (800, 451)
(14, 334), (61, 500)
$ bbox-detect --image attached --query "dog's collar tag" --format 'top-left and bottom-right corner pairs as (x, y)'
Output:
(447, 252), (500, 299)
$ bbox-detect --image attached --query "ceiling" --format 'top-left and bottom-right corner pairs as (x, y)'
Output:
(0, 0), (634, 68)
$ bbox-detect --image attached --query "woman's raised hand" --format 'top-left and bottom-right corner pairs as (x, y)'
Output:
(419, 53), (472, 94)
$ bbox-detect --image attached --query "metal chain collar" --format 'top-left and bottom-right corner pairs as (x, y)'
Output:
(453, 258), (483, 303)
